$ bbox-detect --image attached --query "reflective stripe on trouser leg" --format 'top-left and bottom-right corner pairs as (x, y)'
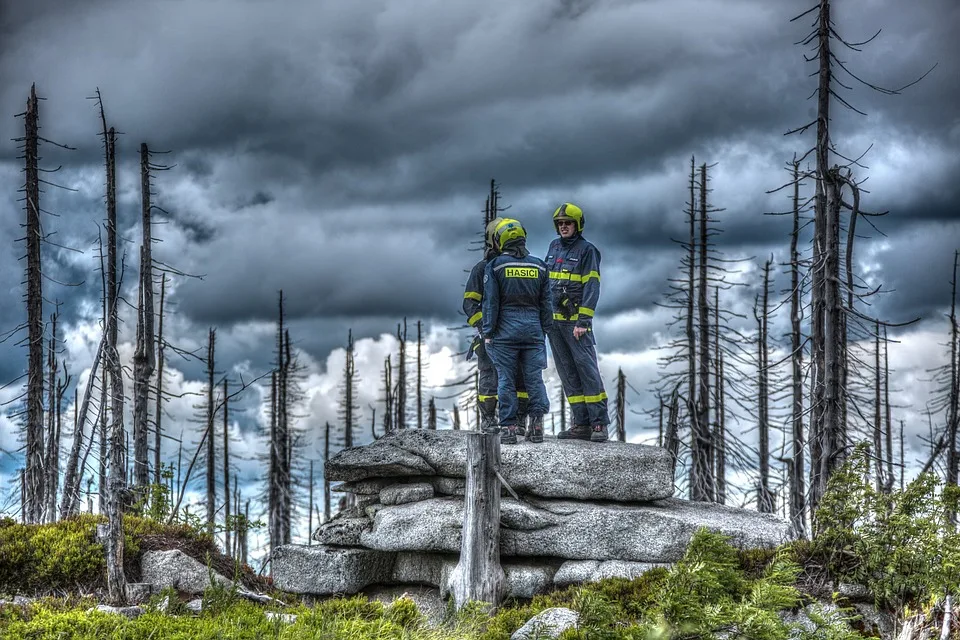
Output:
(547, 326), (589, 425)
(477, 342), (498, 420)
(565, 328), (609, 426)
(485, 342), (520, 427)
(518, 342), (550, 416)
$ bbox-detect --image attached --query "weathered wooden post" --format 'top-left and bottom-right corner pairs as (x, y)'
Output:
(449, 431), (505, 610)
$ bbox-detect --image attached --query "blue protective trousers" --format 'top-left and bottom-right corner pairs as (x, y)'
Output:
(486, 341), (549, 427)
(547, 324), (609, 426)
(476, 341), (528, 423)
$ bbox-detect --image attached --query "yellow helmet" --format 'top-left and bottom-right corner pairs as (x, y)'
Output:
(485, 216), (505, 252)
(494, 218), (526, 251)
(553, 202), (584, 233)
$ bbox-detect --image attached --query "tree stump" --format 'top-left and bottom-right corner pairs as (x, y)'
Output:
(448, 431), (505, 611)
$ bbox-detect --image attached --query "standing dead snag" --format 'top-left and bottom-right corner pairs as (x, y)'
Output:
(691, 163), (714, 501)
(205, 329), (216, 535)
(755, 260), (774, 513)
(105, 338), (128, 604)
(154, 274), (167, 486)
(614, 369), (626, 442)
(23, 84), (45, 523)
(223, 378), (231, 555)
(417, 320), (423, 429)
(340, 330), (357, 448)
(788, 159), (806, 537)
(448, 432), (505, 610)
(133, 143), (156, 491)
(396, 319), (408, 430)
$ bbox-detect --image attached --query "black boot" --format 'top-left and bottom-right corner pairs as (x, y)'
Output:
(500, 425), (518, 445)
(557, 424), (592, 441)
(527, 415), (544, 444)
(515, 415), (528, 437)
(480, 415), (500, 434)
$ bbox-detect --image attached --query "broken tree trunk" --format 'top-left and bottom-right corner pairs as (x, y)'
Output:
(448, 432), (505, 611)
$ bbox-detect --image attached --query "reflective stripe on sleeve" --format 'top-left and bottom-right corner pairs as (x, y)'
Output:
(468, 312), (483, 326)
(464, 291), (482, 301)
(578, 307), (594, 317)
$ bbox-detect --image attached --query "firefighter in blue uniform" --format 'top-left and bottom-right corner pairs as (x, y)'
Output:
(481, 219), (553, 444)
(463, 218), (529, 434)
(545, 203), (610, 442)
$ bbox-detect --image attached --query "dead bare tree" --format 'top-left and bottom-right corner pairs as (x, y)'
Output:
(323, 422), (331, 523)
(153, 274), (167, 486)
(615, 369), (626, 442)
(396, 319), (408, 429)
(382, 355), (394, 434)
(339, 330), (358, 448)
(428, 397), (437, 430)
(22, 85), (45, 523)
(788, 0), (932, 518)
(755, 259), (775, 513)
(417, 320), (423, 429)
(132, 143), (156, 491)
(222, 378), (231, 555)
(205, 329), (217, 535)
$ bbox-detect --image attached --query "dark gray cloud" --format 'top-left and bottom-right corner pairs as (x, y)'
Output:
(0, 0), (957, 496)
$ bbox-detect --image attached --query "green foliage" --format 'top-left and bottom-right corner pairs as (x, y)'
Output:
(0, 514), (218, 595)
(0, 515), (104, 593)
(813, 443), (960, 611)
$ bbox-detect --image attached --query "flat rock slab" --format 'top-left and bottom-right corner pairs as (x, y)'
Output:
(359, 496), (793, 562)
(140, 549), (232, 595)
(272, 545), (393, 595)
(326, 430), (673, 502)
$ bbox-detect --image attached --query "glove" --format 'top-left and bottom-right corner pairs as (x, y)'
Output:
(466, 335), (481, 361)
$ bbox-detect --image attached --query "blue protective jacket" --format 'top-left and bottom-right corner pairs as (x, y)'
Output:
(481, 251), (553, 344)
(544, 233), (601, 328)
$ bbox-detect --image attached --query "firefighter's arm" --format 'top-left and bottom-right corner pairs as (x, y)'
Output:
(480, 263), (500, 339)
(463, 262), (484, 329)
(577, 246), (601, 329)
(539, 266), (554, 333)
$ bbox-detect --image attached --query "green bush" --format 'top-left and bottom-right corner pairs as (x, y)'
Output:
(813, 443), (960, 612)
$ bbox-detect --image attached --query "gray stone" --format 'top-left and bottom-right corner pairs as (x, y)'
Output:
(140, 549), (232, 594)
(313, 516), (370, 546)
(851, 603), (894, 639)
(185, 598), (203, 613)
(333, 479), (395, 495)
(392, 552), (447, 586)
(365, 585), (448, 628)
(92, 604), (144, 618)
(511, 607), (579, 639)
(554, 559), (669, 586)
(326, 430), (674, 502)
(125, 583), (153, 604)
(504, 563), (557, 599)
(553, 560), (600, 586)
(381, 482), (434, 505)
(360, 496), (792, 562)
(780, 603), (842, 637)
(271, 544), (394, 595)
(836, 582), (872, 602)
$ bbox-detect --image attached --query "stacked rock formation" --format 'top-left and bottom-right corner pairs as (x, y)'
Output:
(273, 430), (792, 599)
